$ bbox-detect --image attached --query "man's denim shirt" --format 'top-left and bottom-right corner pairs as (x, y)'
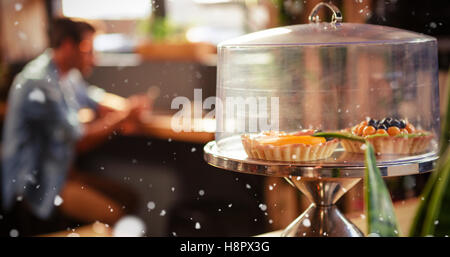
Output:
(2, 50), (85, 219)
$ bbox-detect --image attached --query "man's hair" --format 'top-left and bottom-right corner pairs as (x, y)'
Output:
(76, 21), (96, 36)
(48, 18), (95, 49)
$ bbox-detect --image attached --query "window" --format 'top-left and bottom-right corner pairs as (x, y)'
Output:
(61, 0), (152, 20)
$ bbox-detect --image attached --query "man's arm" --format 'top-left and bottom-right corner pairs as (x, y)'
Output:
(76, 108), (130, 153)
(76, 92), (153, 152)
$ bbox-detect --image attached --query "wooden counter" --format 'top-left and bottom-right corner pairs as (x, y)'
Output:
(137, 113), (214, 144)
(40, 221), (112, 237)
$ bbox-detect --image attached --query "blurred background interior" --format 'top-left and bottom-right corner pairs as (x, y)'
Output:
(0, 0), (449, 237)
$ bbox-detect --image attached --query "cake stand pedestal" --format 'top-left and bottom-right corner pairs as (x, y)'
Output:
(203, 137), (437, 237)
(281, 177), (362, 236)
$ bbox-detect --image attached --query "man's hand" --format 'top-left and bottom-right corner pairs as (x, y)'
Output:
(120, 94), (153, 135)
(128, 94), (152, 119)
(76, 105), (130, 153)
(76, 92), (154, 152)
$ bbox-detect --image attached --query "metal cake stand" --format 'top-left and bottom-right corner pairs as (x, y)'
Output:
(203, 135), (437, 237)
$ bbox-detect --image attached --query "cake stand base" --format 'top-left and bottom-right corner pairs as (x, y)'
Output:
(281, 177), (364, 237)
(281, 204), (363, 237)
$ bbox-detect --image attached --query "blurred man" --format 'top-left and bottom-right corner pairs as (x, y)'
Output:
(1, 18), (148, 225)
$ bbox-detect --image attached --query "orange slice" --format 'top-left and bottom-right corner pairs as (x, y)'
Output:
(256, 135), (326, 146)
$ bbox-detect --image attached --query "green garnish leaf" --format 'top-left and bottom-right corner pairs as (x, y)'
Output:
(394, 132), (430, 138)
(313, 132), (365, 143)
(365, 134), (389, 139)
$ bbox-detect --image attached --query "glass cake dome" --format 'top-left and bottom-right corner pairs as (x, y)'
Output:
(213, 4), (440, 167)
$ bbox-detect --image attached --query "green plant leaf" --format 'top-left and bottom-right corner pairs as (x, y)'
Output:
(409, 168), (440, 236)
(364, 142), (400, 236)
(410, 149), (450, 236)
(440, 69), (450, 156)
(424, 149), (450, 236)
(409, 68), (450, 237)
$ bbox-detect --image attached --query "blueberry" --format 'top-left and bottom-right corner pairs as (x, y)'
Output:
(368, 118), (377, 127)
(399, 120), (406, 129)
(390, 119), (400, 128)
(378, 124), (387, 130)
(383, 119), (392, 127)
(375, 120), (383, 129)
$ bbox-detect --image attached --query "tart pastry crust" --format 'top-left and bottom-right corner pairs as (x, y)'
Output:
(241, 131), (338, 162)
(340, 133), (433, 154)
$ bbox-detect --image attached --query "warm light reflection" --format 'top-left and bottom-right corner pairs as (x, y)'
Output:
(202, 118), (216, 133)
(78, 108), (96, 123)
(219, 27), (292, 45)
(62, 0), (152, 20)
(100, 92), (128, 111)
(193, 0), (233, 4)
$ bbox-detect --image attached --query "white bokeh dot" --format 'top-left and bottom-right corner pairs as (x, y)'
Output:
(9, 229), (19, 237)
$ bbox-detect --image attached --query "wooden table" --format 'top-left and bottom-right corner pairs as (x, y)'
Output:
(138, 113), (214, 144)
(40, 221), (112, 237)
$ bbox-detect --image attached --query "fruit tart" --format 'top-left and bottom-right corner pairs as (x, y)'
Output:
(340, 117), (433, 154)
(241, 129), (338, 162)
